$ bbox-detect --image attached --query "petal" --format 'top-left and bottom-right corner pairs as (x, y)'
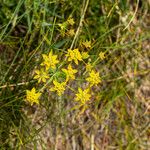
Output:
(75, 59), (78, 65)
(35, 70), (40, 74)
(34, 75), (39, 79)
(48, 51), (53, 57)
(42, 54), (48, 60)
(42, 78), (46, 82)
(38, 78), (41, 83)
(32, 88), (36, 93)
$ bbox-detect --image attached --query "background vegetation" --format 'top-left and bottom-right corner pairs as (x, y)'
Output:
(0, 0), (150, 149)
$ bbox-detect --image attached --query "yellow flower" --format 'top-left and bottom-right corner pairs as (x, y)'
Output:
(85, 63), (93, 71)
(81, 52), (89, 59)
(67, 18), (75, 25)
(86, 70), (101, 86)
(58, 22), (67, 30)
(58, 22), (67, 37)
(26, 88), (41, 105)
(67, 29), (75, 36)
(75, 88), (91, 105)
(66, 48), (82, 65)
(66, 49), (74, 61)
(74, 49), (82, 61)
(34, 69), (49, 83)
(62, 64), (77, 81)
(82, 40), (91, 48)
(50, 80), (66, 96)
(41, 51), (59, 70)
(99, 51), (105, 60)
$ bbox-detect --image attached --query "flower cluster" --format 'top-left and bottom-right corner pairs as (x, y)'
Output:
(82, 40), (92, 49)
(66, 48), (82, 65)
(75, 88), (91, 105)
(86, 70), (101, 87)
(62, 64), (77, 81)
(34, 69), (49, 83)
(50, 80), (66, 96)
(26, 17), (105, 113)
(26, 88), (41, 105)
(58, 17), (75, 37)
(41, 51), (59, 70)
